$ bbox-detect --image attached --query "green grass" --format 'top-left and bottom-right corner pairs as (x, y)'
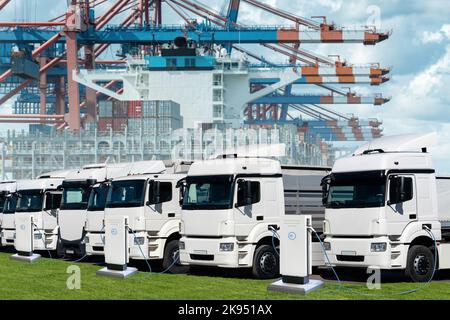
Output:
(0, 252), (448, 300)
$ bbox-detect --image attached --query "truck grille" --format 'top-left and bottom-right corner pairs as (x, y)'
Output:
(336, 255), (365, 262)
(190, 254), (214, 261)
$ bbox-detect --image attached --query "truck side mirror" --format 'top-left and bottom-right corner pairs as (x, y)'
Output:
(236, 180), (253, 207)
(148, 180), (161, 205)
(321, 175), (331, 206)
(178, 185), (186, 206)
(388, 176), (413, 205)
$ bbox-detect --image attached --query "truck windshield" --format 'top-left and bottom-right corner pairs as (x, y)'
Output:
(61, 186), (91, 210)
(182, 175), (234, 210)
(3, 195), (17, 214)
(88, 184), (109, 211)
(326, 171), (386, 209)
(106, 180), (145, 208)
(16, 190), (43, 212)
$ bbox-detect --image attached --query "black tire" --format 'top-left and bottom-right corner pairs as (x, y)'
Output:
(405, 245), (435, 282)
(252, 244), (279, 279)
(162, 239), (189, 274)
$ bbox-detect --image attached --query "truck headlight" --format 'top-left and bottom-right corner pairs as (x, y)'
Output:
(371, 242), (387, 252)
(219, 243), (234, 252)
(179, 241), (185, 250)
(34, 233), (42, 240)
(134, 237), (145, 246)
(84, 236), (89, 244)
(323, 241), (331, 251)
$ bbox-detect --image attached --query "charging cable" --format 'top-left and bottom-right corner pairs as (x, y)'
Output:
(33, 223), (52, 259)
(308, 225), (438, 297)
(269, 226), (280, 256)
(128, 226), (180, 275)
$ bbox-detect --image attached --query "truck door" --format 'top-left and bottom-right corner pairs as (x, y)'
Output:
(144, 180), (174, 232)
(386, 174), (417, 236)
(43, 191), (62, 230)
(234, 178), (278, 237)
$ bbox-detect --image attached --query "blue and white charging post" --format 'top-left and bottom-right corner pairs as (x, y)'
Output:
(97, 216), (138, 278)
(11, 215), (41, 262)
(268, 215), (324, 295)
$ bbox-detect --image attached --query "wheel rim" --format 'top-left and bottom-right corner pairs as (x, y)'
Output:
(413, 254), (430, 275)
(259, 252), (277, 275)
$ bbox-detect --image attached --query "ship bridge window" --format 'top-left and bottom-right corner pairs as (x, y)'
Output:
(185, 58), (196, 68)
(167, 58), (177, 68)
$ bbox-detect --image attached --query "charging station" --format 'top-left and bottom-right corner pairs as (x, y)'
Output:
(268, 215), (323, 295)
(10, 215), (41, 262)
(96, 216), (138, 279)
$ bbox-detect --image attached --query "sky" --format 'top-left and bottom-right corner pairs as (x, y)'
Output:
(0, 0), (449, 174)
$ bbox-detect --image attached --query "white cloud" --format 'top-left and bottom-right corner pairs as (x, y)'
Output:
(421, 24), (450, 44)
(315, 0), (343, 12)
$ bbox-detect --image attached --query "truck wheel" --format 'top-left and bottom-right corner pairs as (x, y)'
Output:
(163, 240), (189, 274)
(252, 244), (279, 279)
(405, 245), (435, 282)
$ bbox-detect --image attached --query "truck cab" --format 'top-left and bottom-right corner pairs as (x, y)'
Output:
(83, 160), (170, 256)
(58, 161), (166, 256)
(102, 172), (187, 272)
(0, 181), (18, 246)
(11, 171), (72, 251)
(179, 156), (329, 279)
(322, 133), (450, 282)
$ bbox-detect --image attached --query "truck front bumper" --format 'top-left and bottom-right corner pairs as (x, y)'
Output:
(325, 236), (406, 269)
(179, 236), (241, 268)
(1, 229), (15, 246)
(33, 230), (58, 251)
(85, 232), (105, 256)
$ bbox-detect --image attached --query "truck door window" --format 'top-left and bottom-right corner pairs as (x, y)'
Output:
(159, 182), (173, 203)
(88, 185), (109, 211)
(0, 194), (6, 212)
(237, 181), (261, 206)
(45, 193), (62, 210)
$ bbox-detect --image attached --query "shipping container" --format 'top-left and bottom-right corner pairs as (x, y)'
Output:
(112, 117), (128, 132)
(98, 100), (113, 117)
(127, 100), (142, 118)
(142, 100), (158, 118)
(127, 118), (142, 134)
(98, 117), (113, 132)
(112, 101), (128, 117)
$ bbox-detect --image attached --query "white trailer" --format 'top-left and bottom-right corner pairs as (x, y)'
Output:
(0, 181), (18, 246)
(58, 161), (166, 256)
(322, 133), (450, 282)
(101, 171), (188, 272)
(178, 156), (329, 279)
(6, 170), (74, 251)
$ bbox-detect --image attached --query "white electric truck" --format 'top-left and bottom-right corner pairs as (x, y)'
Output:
(0, 181), (18, 246)
(178, 155), (329, 279)
(84, 160), (174, 256)
(101, 168), (189, 272)
(322, 133), (450, 282)
(10, 170), (73, 252)
(58, 161), (167, 257)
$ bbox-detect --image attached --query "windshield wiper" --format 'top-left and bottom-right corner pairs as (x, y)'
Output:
(329, 201), (346, 208)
